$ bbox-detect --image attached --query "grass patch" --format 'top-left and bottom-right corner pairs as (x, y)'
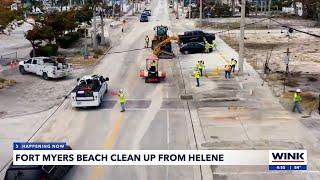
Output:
(284, 78), (299, 87)
(69, 56), (97, 67)
(307, 77), (318, 82)
(195, 21), (268, 30)
(0, 77), (6, 83)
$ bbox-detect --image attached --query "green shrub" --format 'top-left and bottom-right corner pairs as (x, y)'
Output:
(57, 32), (81, 49)
(30, 44), (59, 57)
(77, 28), (86, 37)
(38, 44), (59, 56)
(93, 53), (99, 58)
(95, 48), (104, 55)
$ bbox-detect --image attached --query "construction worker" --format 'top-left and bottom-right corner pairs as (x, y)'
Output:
(118, 89), (126, 112)
(224, 64), (232, 79)
(193, 68), (201, 87)
(292, 89), (302, 114)
(204, 40), (212, 53)
(145, 35), (150, 48)
(196, 61), (202, 77)
(213, 38), (218, 49)
(318, 94), (320, 115)
(230, 58), (237, 73)
(150, 60), (157, 71)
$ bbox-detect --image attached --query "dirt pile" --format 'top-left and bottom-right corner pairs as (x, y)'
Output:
(221, 27), (320, 114)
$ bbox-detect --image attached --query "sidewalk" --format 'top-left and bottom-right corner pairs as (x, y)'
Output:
(178, 36), (320, 178)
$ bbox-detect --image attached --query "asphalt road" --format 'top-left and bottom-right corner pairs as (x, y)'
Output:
(0, 0), (197, 179)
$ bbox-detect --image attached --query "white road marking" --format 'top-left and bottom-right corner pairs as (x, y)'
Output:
(166, 110), (170, 180)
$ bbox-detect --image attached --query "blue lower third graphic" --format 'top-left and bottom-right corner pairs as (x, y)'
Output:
(269, 165), (307, 171)
(14, 142), (66, 150)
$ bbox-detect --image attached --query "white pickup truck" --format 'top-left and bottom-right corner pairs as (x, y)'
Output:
(19, 57), (72, 80)
(71, 75), (109, 108)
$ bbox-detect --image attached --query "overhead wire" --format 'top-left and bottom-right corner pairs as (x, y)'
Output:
(268, 18), (320, 38)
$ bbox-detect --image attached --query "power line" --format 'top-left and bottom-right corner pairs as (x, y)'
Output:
(107, 47), (148, 54)
(214, 18), (270, 35)
(268, 18), (320, 38)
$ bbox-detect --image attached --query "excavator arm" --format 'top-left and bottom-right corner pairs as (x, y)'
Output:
(153, 36), (179, 57)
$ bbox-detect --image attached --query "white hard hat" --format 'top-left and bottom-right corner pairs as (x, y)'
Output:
(296, 89), (301, 93)
(119, 89), (123, 93)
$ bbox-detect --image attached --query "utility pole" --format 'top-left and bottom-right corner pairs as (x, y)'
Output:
(84, 25), (88, 59)
(188, 0), (191, 18)
(120, 0), (123, 16)
(181, 0), (184, 14)
(132, 0), (135, 15)
(100, 11), (106, 45)
(112, 0), (115, 18)
(238, 0), (246, 74)
(176, 0), (179, 19)
(265, 0), (268, 15)
(93, 6), (98, 52)
(199, 0), (202, 26)
(267, 0), (272, 33)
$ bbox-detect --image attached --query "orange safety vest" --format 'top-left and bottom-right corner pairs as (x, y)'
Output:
(224, 65), (231, 72)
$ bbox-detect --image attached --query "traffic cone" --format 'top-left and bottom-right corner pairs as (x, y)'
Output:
(215, 66), (220, 77)
(10, 61), (14, 70)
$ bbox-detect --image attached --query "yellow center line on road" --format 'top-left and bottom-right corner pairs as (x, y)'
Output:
(90, 113), (125, 180)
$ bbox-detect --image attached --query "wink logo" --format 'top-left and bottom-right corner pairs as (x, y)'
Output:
(272, 152), (305, 162)
(269, 150), (307, 165)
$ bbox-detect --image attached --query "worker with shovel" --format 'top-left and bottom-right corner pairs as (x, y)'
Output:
(118, 89), (127, 112)
(230, 58), (237, 73)
(292, 89), (302, 114)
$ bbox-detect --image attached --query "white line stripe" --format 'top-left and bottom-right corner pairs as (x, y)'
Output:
(166, 110), (170, 180)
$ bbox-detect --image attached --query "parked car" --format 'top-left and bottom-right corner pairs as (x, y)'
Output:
(143, 9), (151, 16)
(179, 42), (208, 54)
(178, 30), (215, 45)
(4, 146), (73, 180)
(140, 14), (149, 22)
(19, 57), (72, 80)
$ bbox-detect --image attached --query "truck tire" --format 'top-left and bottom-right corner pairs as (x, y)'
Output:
(184, 50), (189, 55)
(42, 72), (49, 80)
(19, 66), (26, 74)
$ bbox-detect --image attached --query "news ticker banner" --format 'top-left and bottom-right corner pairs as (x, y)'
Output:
(13, 142), (307, 171)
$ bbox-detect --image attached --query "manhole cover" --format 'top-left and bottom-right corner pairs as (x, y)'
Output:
(126, 100), (151, 109)
(161, 100), (183, 109)
(180, 94), (193, 100)
(100, 100), (117, 109)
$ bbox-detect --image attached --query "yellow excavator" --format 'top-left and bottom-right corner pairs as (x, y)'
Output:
(151, 25), (179, 58)
(153, 36), (179, 58)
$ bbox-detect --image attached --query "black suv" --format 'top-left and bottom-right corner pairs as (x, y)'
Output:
(178, 30), (215, 44)
(4, 146), (73, 180)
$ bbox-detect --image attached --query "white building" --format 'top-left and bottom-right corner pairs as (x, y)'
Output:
(282, 2), (303, 16)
